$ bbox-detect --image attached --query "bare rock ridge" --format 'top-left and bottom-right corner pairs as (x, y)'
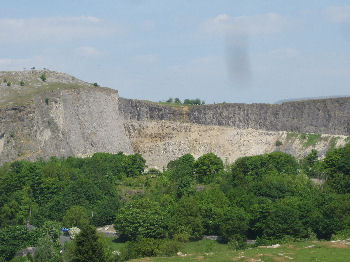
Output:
(119, 97), (350, 136)
(0, 70), (349, 167)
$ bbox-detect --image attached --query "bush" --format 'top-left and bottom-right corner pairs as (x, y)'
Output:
(20, 80), (25, 86)
(275, 140), (283, 146)
(158, 239), (182, 256)
(120, 237), (181, 260)
(40, 73), (46, 82)
(33, 235), (61, 262)
(228, 236), (248, 250)
(7, 82), (11, 86)
(120, 237), (160, 260)
(174, 98), (181, 104)
(93, 82), (99, 87)
(40, 220), (61, 241)
(173, 232), (190, 242)
(331, 228), (350, 240)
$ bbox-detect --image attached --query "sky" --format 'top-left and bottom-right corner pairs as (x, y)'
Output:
(1, 0), (350, 104)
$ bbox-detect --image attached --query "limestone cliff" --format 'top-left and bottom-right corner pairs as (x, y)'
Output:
(0, 70), (132, 164)
(0, 70), (349, 167)
(119, 97), (350, 136)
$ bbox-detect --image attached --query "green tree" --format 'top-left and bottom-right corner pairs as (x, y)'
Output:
(195, 188), (229, 235)
(232, 151), (298, 185)
(219, 206), (249, 243)
(174, 98), (181, 104)
(0, 225), (40, 261)
(194, 153), (223, 183)
(323, 143), (350, 193)
(169, 196), (203, 240)
(73, 225), (106, 262)
(63, 206), (90, 228)
(167, 154), (196, 198)
(33, 235), (61, 262)
(260, 197), (308, 240)
(114, 198), (168, 241)
(125, 154), (146, 177)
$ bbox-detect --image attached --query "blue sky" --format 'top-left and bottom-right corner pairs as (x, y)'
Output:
(1, 0), (350, 103)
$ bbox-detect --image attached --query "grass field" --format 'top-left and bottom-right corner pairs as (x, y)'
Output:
(105, 238), (350, 262)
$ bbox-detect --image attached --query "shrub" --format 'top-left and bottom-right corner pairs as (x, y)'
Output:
(120, 237), (181, 260)
(45, 98), (49, 105)
(20, 80), (25, 86)
(174, 98), (181, 104)
(331, 228), (350, 240)
(33, 235), (61, 262)
(69, 227), (81, 239)
(228, 236), (248, 250)
(40, 73), (46, 82)
(7, 82), (11, 86)
(40, 220), (61, 241)
(173, 232), (190, 242)
(93, 82), (99, 87)
(158, 239), (182, 256)
(120, 237), (160, 260)
(275, 140), (283, 146)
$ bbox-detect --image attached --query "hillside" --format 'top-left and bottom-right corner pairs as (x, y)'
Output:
(0, 69), (349, 167)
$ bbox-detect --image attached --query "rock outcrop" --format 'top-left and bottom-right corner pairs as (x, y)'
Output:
(119, 97), (350, 136)
(0, 70), (349, 167)
(0, 84), (132, 164)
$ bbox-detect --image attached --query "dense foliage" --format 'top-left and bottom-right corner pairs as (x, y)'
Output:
(2, 143), (350, 261)
(164, 97), (205, 105)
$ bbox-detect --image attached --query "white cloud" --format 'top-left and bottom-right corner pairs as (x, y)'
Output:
(0, 56), (46, 70)
(202, 13), (290, 36)
(76, 46), (102, 57)
(0, 16), (123, 43)
(326, 6), (350, 23)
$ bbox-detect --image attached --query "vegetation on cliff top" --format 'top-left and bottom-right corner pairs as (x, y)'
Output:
(0, 70), (104, 108)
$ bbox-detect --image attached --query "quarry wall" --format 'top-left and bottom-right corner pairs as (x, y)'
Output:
(119, 97), (350, 136)
(0, 87), (132, 165)
(1, 81), (350, 167)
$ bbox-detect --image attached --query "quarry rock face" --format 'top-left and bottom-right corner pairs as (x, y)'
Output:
(0, 70), (349, 167)
(0, 85), (132, 165)
(119, 97), (350, 136)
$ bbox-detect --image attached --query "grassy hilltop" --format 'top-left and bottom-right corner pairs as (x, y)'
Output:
(0, 70), (92, 108)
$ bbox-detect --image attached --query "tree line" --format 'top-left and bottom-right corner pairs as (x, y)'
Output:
(1, 143), (350, 261)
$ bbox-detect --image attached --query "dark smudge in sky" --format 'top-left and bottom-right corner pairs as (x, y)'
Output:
(225, 34), (252, 88)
